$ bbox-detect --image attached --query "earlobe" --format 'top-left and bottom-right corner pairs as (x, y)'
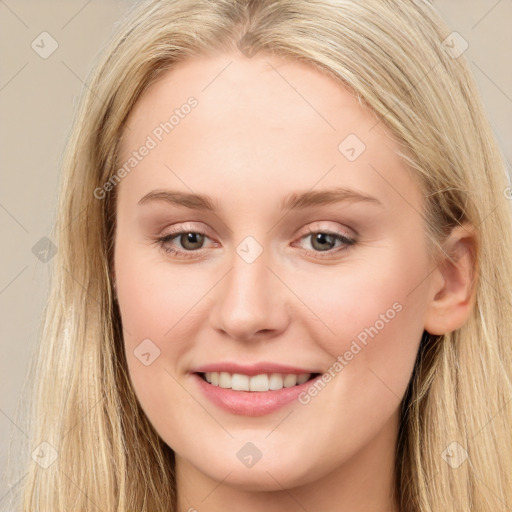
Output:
(424, 223), (478, 335)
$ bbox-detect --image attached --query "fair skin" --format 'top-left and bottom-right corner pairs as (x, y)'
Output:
(113, 52), (475, 512)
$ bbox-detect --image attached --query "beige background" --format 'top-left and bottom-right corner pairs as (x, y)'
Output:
(1, 0), (510, 507)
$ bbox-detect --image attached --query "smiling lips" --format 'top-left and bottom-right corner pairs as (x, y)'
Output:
(190, 362), (323, 415)
(191, 361), (322, 390)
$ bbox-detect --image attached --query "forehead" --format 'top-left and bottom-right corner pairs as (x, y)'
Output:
(122, 53), (376, 147)
(116, 53), (421, 216)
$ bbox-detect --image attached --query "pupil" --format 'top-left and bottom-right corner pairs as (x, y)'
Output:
(182, 232), (204, 249)
(313, 233), (335, 251)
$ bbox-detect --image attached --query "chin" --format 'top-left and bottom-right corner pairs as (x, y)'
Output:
(193, 454), (320, 492)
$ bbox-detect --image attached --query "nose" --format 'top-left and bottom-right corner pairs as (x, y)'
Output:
(209, 245), (290, 342)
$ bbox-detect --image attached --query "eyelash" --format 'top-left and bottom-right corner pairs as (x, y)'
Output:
(153, 226), (357, 260)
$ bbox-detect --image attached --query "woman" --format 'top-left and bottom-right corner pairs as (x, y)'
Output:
(15, 0), (512, 510)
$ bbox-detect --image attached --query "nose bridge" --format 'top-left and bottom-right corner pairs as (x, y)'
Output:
(210, 236), (288, 340)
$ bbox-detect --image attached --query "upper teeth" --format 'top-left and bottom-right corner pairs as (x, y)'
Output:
(203, 372), (312, 391)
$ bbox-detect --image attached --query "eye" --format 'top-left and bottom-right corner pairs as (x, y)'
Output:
(294, 228), (356, 258)
(154, 227), (215, 258)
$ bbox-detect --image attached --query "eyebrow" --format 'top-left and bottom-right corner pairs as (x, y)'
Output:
(137, 187), (384, 211)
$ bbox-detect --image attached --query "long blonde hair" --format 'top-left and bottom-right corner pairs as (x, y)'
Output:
(9, 0), (512, 510)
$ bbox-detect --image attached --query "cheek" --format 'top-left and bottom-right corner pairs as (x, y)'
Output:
(115, 242), (205, 339)
(114, 257), (201, 450)
(114, 239), (217, 424)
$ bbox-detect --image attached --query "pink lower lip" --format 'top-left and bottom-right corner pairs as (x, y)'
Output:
(191, 373), (322, 417)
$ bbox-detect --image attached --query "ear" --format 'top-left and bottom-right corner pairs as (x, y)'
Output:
(423, 223), (477, 335)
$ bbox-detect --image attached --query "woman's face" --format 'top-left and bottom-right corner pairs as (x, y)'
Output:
(114, 53), (435, 492)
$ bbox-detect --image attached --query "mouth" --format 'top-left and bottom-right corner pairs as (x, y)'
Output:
(195, 371), (322, 392)
(192, 370), (323, 416)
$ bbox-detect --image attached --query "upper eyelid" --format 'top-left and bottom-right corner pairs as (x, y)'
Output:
(160, 223), (215, 242)
(160, 220), (355, 238)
